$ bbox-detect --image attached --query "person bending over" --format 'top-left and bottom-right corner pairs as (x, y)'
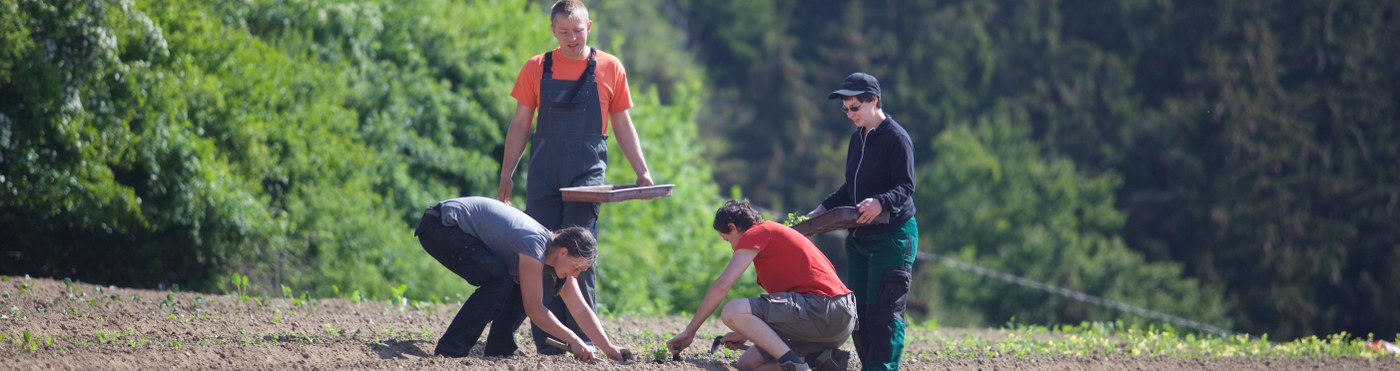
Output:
(415, 196), (625, 362)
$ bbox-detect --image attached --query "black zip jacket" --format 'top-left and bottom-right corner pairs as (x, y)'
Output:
(820, 115), (916, 237)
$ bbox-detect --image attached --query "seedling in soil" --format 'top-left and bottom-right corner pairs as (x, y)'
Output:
(646, 346), (675, 363)
(323, 324), (343, 338)
(230, 273), (249, 302)
(23, 330), (37, 352)
(128, 335), (150, 349)
(388, 284), (409, 308)
(96, 331), (119, 344)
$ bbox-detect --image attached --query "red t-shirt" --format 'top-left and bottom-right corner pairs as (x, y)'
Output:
(735, 221), (852, 297)
(510, 48), (633, 135)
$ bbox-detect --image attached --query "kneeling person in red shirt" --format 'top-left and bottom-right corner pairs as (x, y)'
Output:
(667, 200), (855, 371)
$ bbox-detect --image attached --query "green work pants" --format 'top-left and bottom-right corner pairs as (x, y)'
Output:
(844, 218), (917, 371)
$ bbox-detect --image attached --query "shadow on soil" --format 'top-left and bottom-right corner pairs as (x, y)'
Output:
(368, 340), (432, 359)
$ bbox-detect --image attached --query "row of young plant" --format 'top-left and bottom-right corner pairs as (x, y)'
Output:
(909, 321), (1399, 360)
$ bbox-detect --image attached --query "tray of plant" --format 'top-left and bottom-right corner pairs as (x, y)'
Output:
(788, 206), (890, 236)
(559, 184), (675, 203)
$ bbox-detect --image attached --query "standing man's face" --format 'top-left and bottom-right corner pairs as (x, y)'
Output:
(551, 14), (592, 60)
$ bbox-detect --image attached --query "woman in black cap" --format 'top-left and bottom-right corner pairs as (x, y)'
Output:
(809, 72), (918, 371)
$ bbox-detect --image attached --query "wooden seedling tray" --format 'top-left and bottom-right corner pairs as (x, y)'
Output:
(790, 206), (890, 236)
(559, 184), (674, 203)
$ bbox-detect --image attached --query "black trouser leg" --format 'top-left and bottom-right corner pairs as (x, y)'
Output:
(482, 283), (528, 356)
(417, 211), (513, 358)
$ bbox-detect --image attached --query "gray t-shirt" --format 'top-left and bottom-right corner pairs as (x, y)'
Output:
(434, 196), (550, 280)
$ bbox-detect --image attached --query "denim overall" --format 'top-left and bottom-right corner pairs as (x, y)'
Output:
(526, 49), (606, 352)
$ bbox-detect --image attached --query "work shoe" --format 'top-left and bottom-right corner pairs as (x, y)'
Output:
(779, 360), (812, 371)
(537, 346), (566, 356)
(804, 348), (851, 371)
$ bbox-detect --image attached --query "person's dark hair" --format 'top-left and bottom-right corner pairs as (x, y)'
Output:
(549, 226), (597, 263)
(851, 93), (882, 109)
(713, 199), (764, 234)
(550, 0), (588, 23)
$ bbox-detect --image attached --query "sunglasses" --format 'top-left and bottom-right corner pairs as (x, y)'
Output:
(840, 103), (863, 113)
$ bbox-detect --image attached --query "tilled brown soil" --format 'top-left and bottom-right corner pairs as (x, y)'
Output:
(2, 276), (1394, 370)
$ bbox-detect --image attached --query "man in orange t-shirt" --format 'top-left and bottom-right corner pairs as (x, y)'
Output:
(495, 0), (652, 356)
(667, 200), (855, 371)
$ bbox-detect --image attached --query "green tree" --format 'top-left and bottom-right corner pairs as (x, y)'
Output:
(1119, 0), (1400, 339)
(916, 117), (1229, 330)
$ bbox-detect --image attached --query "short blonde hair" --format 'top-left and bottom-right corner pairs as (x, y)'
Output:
(550, 0), (589, 23)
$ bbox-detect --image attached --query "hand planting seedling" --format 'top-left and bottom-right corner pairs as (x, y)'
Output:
(546, 337), (634, 364)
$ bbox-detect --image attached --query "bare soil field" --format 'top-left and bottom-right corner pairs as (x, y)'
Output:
(2, 276), (1394, 370)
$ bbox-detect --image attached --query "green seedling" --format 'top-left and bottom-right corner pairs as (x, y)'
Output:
(782, 212), (811, 227)
(96, 331), (119, 344)
(648, 345), (670, 363)
(323, 324), (342, 338)
(228, 273), (251, 304)
(22, 330), (36, 353)
(128, 335), (150, 349)
(388, 284), (408, 308)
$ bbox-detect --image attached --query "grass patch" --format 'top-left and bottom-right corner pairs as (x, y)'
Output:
(922, 321), (1399, 360)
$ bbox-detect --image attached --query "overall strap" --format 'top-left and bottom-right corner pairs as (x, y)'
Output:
(562, 49), (597, 103)
(542, 50), (554, 80)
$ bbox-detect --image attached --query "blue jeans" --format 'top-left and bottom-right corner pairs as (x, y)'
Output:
(416, 210), (528, 357)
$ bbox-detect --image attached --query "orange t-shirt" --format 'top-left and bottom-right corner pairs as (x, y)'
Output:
(510, 48), (633, 135)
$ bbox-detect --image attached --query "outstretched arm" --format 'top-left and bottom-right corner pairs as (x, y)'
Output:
(517, 254), (595, 361)
(667, 249), (758, 354)
(561, 276), (623, 361)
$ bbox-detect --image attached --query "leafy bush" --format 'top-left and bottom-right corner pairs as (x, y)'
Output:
(1, 0), (746, 314)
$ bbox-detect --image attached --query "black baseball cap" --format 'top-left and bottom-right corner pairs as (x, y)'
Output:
(828, 72), (881, 99)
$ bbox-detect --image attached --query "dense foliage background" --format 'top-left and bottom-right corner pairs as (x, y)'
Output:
(667, 0), (1397, 341)
(3, 0), (1395, 341)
